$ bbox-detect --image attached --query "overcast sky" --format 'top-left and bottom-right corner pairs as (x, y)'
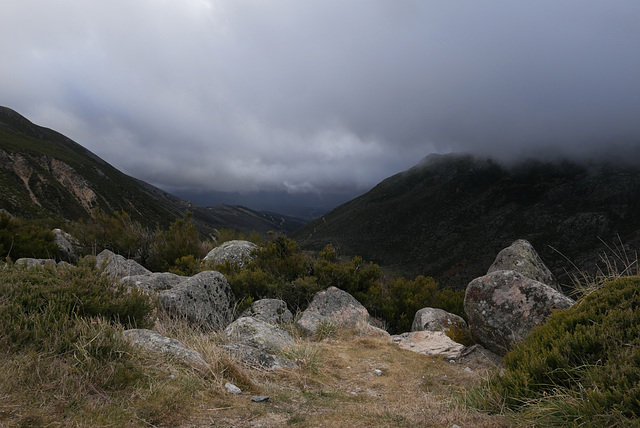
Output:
(2, 1), (640, 204)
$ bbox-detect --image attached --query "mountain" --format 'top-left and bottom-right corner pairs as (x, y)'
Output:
(292, 153), (640, 290)
(0, 106), (301, 234)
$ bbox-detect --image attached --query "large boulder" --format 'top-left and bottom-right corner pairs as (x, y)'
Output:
(224, 317), (294, 354)
(240, 299), (293, 325)
(464, 270), (574, 355)
(96, 249), (151, 279)
(121, 272), (188, 291)
(487, 239), (559, 291)
(52, 228), (79, 263)
(411, 307), (471, 345)
(297, 286), (370, 336)
(159, 270), (235, 330)
(204, 240), (257, 268)
(123, 329), (208, 369)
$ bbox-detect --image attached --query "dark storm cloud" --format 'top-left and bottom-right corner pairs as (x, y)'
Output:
(1, 1), (639, 198)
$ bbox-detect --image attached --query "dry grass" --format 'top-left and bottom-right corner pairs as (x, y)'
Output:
(182, 327), (516, 428)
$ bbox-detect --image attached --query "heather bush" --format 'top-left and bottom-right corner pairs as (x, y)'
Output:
(74, 209), (154, 261)
(367, 275), (464, 334)
(0, 211), (59, 260)
(468, 275), (640, 426)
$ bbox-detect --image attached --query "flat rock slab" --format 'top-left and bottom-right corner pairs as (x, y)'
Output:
(123, 329), (208, 369)
(392, 331), (465, 359)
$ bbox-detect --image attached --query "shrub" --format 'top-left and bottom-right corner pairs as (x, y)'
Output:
(0, 262), (154, 354)
(74, 209), (154, 261)
(0, 212), (60, 260)
(313, 244), (382, 303)
(367, 275), (465, 334)
(469, 275), (640, 426)
(148, 212), (208, 272)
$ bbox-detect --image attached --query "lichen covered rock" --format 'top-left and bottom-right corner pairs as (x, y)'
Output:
(487, 239), (559, 291)
(224, 316), (294, 354)
(411, 307), (471, 345)
(297, 286), (370, 336)
(95, 249), (151, 279)
(464, 270), (574, 355)
(159, 270), (235, 330)
(240, 299), (293, 325)
(123, 329), (208, 368)
(204, 240), (257, 268)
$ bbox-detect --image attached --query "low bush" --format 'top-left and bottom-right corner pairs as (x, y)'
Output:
(367, 275), (465, 334)
(468, 275), (640, 426)
(0, 262), (154, 354)
(0, 211), (59, 260)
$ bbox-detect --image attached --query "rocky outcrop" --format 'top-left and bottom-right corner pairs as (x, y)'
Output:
(240, 299), (293, 325)
(411, 307), (471, 345)
(121, 272), (188, 291)
(487, 239), (559, 291)
(96, 249), (151, 279)
(123, 329), (208, 369)
(159, 270), (235, 330)
(464, 270), (574, 356)
(52, 228), (78, 263)
(204, 240), (257, 268)
(225, 317), (294, 354)
(297, 286), (370, 336)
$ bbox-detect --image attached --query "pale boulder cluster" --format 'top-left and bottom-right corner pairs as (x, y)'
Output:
(19, 232), (574, 371)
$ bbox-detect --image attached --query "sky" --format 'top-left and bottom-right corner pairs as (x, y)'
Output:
(2, 1), (640, 210)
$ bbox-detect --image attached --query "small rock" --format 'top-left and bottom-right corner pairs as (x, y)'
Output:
(464, 367), (472, 372)
(449, 360), (456, 364)
(373, 369), (383, 376)
(251, 396), (270, 402)
(225, 382), (242, 395)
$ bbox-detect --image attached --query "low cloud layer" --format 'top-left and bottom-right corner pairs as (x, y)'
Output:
(2, 1), (640, 201)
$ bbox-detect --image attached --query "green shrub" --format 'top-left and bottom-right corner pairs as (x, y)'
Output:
(148, 212), (208, 272)
(213, 228), (263, 246)
(0, 262), (154, 354)
(0, 212), (60, 260)
(367, 275), (465, 334)
(74, 209), (154, 261)
(313, 244), (382, 302)
(469, 275), (640, 426)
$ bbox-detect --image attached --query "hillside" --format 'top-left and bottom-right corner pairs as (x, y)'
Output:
(293, 153), (640, 290)
(0, 106), (301, 235)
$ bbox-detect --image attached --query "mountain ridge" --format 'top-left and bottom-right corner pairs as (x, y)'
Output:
(292, 152), (640, 290)
(0, 106), (302, 234)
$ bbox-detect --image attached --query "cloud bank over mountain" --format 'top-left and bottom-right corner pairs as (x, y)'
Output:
(2, 1), (639, 202)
